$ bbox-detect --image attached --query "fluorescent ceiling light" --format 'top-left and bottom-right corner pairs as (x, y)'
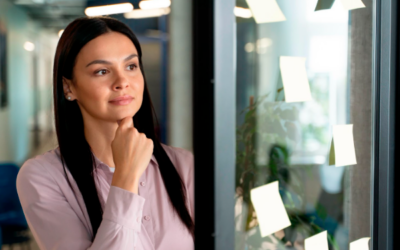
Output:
(58, 29), (64, 38)
(234, 7), (252, 18)
(85, 3), (134, 17)
(24, 41), (35, 51)
(124, 8), (170, 19)
(139, 0), (171, 10)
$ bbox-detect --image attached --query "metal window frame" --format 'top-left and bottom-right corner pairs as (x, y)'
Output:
(371, 0), (396, 249)
(213, 0), (236, 248)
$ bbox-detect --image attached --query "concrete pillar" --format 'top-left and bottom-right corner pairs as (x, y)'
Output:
(349, 0), (372, 241)
(167, 0), (193, 151)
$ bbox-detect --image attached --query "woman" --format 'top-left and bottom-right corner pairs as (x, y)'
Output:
(16, 16), (194, 250)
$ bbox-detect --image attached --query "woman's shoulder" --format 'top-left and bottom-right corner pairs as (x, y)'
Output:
(19, 147), (63, 173)
(17, 147), (64, 188)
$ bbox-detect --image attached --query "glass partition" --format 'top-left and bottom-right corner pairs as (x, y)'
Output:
(234, 0), (372, 249)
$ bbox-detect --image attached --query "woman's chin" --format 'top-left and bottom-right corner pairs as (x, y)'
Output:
(113, 111), (137, 121)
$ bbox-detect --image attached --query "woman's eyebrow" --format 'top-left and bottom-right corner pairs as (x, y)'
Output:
(86, 54), (138, 67)
(124, 54), (138, 61)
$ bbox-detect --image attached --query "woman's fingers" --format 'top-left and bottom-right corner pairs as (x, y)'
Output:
(111, 116), (152, 194)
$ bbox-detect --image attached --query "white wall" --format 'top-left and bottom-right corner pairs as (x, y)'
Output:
(0, 0), (58, 165)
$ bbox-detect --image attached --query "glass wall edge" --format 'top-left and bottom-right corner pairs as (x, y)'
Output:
(370, 0), (379, 248)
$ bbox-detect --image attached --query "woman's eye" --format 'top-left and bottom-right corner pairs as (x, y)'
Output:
(127, 64), (137, 70)
(95, 69), (108, 76)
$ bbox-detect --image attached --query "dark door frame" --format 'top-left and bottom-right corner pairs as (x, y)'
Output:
(193, 0), (216, 249)
(372, 0), (397, 250)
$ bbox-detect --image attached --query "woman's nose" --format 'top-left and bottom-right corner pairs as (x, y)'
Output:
(113, 72), (129, 90)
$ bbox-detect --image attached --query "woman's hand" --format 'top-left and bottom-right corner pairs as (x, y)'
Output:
(111, 116), (154, 194)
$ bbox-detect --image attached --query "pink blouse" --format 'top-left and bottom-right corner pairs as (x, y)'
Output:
(16, 144), (194, 250)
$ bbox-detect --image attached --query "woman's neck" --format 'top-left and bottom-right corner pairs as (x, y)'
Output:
(83, 115), (119, 168)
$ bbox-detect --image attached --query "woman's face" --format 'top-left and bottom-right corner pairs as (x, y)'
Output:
(63, 31), (144, 123)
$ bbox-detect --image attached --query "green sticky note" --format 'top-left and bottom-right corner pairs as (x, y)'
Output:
(315, 0), (335, 11)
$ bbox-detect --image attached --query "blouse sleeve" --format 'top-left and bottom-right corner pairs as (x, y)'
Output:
(16, 159), (144, 250)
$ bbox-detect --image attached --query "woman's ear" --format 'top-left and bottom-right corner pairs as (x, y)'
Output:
(63, 77), (76, 101)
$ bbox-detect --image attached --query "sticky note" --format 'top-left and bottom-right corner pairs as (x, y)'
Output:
(305, 231), (329, 250)
(279, 56), (312, 103)
(315, 0), (335, 11)
(340, 0), (365, 10)
(250, 181), (291, 237)
(329, 124), (357, 167)
(350, 237), (370, 250)
(246, 0), (286, 23)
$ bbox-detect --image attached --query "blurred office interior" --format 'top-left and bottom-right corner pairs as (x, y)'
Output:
(0, 0), (192, 249)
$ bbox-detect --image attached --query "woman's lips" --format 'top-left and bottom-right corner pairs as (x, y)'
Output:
(109, 95), (134, 106)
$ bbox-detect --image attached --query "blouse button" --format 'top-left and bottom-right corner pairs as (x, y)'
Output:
(140, 181), (146, 187)
(144, 215), (151, 221)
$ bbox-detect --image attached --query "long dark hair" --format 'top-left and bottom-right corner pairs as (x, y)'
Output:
(53, 16), (194, 239)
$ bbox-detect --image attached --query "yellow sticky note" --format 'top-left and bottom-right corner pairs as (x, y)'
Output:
(340, 0), (365, 10)
(280, 56), (312, 103)
(305, 231), (329, 250)
(246, 0), (286, 23)
(329, 124), (357, 167)
(350, 237), (370, 250)
(250, 181), (291, 237)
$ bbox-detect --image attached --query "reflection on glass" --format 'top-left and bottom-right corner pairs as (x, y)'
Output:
(235, 0), (371, 249)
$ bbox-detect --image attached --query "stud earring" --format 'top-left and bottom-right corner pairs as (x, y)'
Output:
(67, 96), (71, 100)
